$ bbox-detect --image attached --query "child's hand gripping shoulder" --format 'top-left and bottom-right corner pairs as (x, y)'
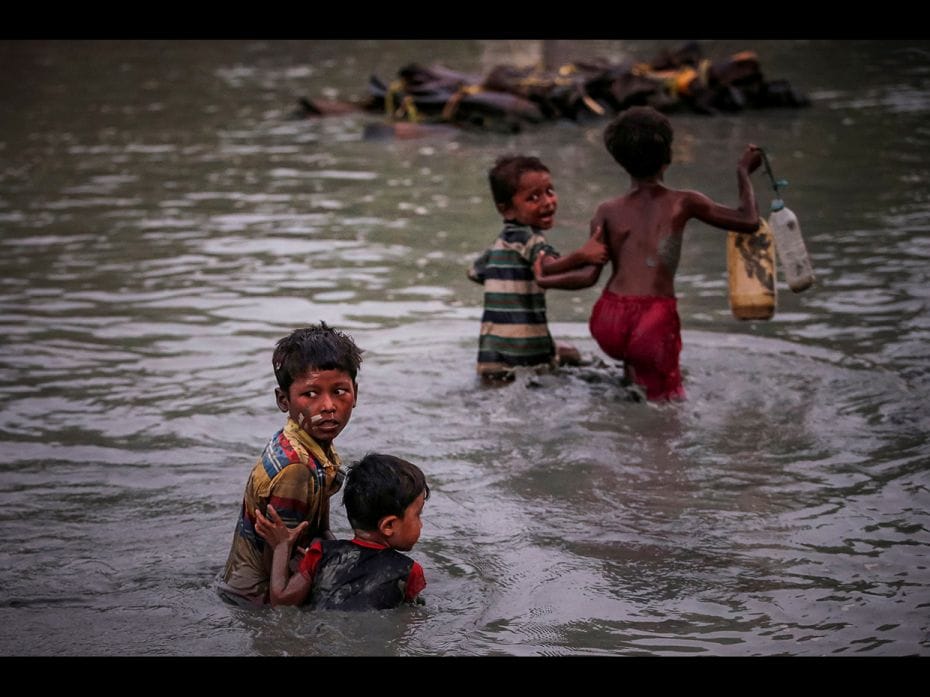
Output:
(255, 504), (308, 554)
(255, 504), (314, 606)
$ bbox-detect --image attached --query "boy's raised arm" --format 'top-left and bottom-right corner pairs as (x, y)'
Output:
(687, 144), (763, 233)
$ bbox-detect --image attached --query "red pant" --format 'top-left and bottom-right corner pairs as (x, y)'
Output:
(589, 291), (685, 401)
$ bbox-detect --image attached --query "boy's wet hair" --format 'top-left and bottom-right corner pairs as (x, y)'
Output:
(343, 453), (430, 532)
(488, 154), (550, 207)
(603, 106), (673, 179)
(272, 322), (363, 393)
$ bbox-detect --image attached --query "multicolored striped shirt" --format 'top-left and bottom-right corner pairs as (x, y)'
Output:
(469, 221), (560, 376)
(218, 417), (342, 605)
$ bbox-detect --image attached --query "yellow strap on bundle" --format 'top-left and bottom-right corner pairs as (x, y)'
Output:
(441, 84), (482, 121)
(401, 95), (420, 122)
(697, 58), (712, 88)
(632, 63), (683, 98)
(516, 69), (575, 88)
(672, 67), (698, 96)
(581, 91), (605, 115)
(385, 79), (404, 118)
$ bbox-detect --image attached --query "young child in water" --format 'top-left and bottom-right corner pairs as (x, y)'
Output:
(216, 323), (362, 607)
(254, 452), (429, 610)
(536, 106), (762, 400)
(467, 154), (607, 381)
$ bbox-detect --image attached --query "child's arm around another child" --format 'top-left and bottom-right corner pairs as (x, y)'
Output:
(254, 453), (430, 610)
(665, 144), (763, 234)
(533, 225), (607, 290)
(551, 106), (765, 401)
(254, 504), (313, 606)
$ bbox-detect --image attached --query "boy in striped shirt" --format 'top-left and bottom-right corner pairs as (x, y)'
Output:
(468, 155), (607, 381)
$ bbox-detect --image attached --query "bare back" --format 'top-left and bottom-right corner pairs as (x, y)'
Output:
(592, 173), (760, 298)
(592, 183), (694, 298)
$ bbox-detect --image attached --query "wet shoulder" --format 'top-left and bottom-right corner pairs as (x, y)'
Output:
(675, 187), (714, 215)
(258, 428), (303, 480)
(496, 222), (553, 261)
(593, 195), (627, 219)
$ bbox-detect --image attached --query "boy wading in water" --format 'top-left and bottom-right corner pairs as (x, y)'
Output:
(468, 154), (607, 381)
(216, 324), (361, 607)
(537, 106), (763, 400)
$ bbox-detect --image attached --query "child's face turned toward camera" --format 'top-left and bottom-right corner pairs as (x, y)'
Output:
(498, 170), (558, 230)
(275, 367), (357, 447)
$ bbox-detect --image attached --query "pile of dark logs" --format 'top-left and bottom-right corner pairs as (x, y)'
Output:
(292, 42), (809, 136)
